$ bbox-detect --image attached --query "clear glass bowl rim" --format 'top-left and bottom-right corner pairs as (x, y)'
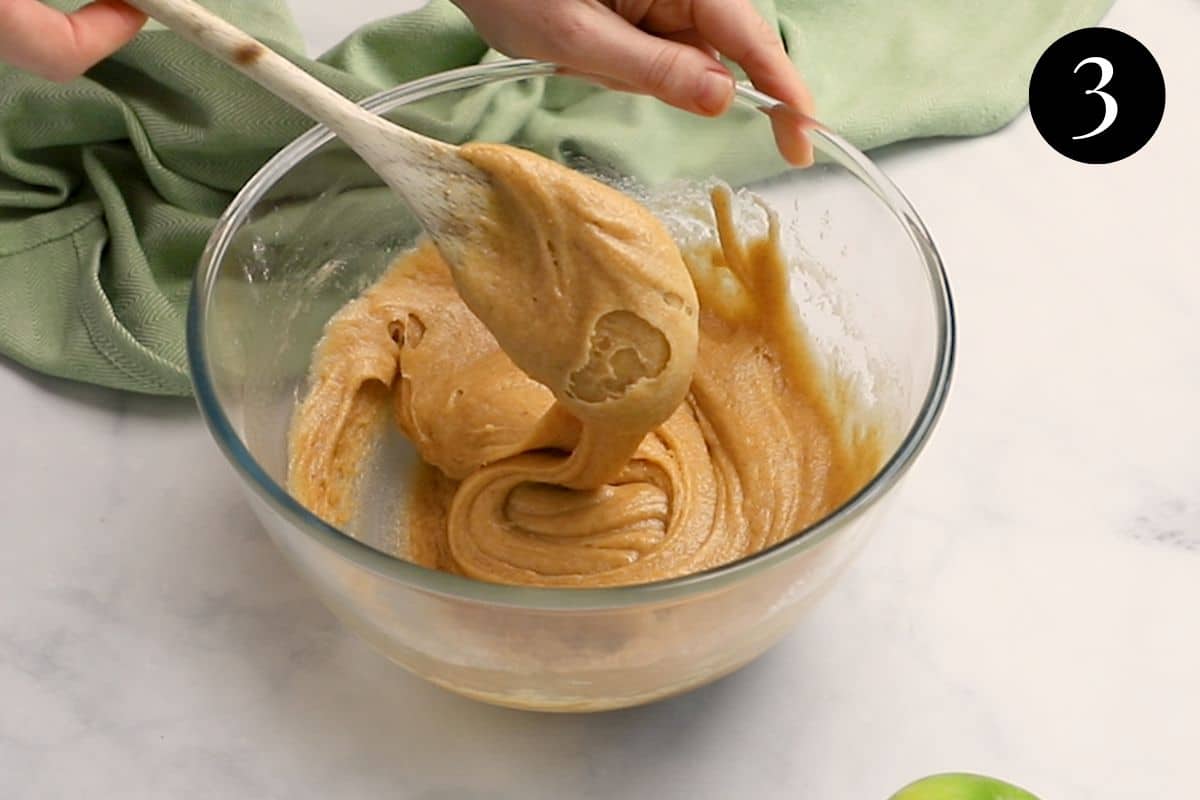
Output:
(187, 59), (956, 611)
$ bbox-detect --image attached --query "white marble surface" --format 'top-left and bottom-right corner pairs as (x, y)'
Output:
(3, 1), (1198, 797)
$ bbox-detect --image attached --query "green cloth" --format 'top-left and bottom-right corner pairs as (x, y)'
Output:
(0, 0), (1111, 396)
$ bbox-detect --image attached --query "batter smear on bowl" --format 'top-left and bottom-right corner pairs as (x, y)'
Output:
(287, 145), (880, 588)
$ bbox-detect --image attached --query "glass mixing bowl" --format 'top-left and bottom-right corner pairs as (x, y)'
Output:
(189, 60), (954, 712)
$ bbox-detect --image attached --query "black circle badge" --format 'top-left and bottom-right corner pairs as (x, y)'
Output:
(1029, 27), (1165, 164)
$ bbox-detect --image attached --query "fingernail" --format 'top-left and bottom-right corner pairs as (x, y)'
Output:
(697, 69), (733, 115)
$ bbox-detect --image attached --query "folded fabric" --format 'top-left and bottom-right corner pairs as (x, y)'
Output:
(0, 0), (1111, 396)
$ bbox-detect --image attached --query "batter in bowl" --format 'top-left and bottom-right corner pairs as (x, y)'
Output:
(287, 145), (880, 588)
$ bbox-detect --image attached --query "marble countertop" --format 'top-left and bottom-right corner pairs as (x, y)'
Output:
(4, 1), (1197, 797)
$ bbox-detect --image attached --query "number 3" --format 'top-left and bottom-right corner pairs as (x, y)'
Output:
(1072, 56), (1118, 140)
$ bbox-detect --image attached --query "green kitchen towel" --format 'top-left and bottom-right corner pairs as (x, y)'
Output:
(0, 0), (1110, 396)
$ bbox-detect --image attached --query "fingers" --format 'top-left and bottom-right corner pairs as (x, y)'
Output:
(69, 0), (147, 71)
(662, 28), (718, 62)
(688, 0), (814, 165)
(689, 0), (812, 113)
(457, 0), (814, 166)
(0, 0), (146, 82)
(543, 3), (735, 116)
(768, 106), (815, 167)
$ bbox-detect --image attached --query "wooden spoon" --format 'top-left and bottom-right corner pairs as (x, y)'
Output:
(124, 0), (491, 259)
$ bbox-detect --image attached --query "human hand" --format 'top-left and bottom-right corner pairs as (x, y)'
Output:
(0, 0), (146, 81)
(452, 0), (815, 165)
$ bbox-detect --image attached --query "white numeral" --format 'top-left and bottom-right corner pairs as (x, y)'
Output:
(1072, 56), (1118, 140)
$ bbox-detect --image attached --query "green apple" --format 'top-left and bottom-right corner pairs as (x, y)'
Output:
(891, 773), (1040, 800)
